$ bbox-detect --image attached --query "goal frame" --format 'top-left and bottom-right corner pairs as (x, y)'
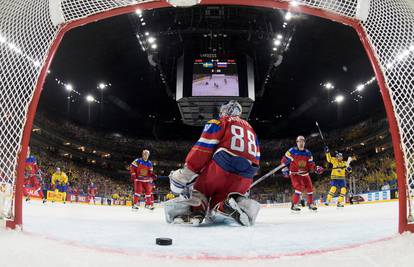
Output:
(5, 0), (413, 233)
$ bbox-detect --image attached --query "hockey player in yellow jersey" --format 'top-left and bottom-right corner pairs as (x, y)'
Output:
(324, 147), (352, 207)
(51, 168), (69, 203)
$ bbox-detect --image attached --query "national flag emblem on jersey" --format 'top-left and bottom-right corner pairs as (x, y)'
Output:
(298, 160), (307, 168)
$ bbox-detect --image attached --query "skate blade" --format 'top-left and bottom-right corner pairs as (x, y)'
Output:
(290, 210), (301, 214)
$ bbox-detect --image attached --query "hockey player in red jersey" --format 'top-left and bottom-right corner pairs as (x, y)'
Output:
(281, 136), (324, 211)
(166, 100), (261, 226)
(88, 181), (98, 204)
(24, 147), (43, 201)
(130, 149), (156, 210)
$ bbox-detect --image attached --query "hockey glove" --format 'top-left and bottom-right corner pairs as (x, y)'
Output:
(346, 166), (352, 173)
(324, 146), (330, 153)
(282, 167), (289, 178)
(316, 166), (324, 175)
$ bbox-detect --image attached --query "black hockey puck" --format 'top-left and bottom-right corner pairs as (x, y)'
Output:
(156, 237), (173, 246)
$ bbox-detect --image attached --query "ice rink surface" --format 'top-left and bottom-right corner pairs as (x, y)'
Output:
(1, 200), (414, 267)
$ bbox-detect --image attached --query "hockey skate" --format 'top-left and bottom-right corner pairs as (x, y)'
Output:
(291, 203), (301, 212)
(131, 204), (139, 211)
(173, 210), (205, 226)
(222, 197), (251, 226)
(308, 203), (318, 211)
(337, 203), (344, 208)
(145, 204), (155, 210)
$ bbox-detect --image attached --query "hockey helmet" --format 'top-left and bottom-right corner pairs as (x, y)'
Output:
(219, 100), (242, 117)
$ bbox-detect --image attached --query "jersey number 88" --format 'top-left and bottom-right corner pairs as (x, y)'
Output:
(230, 125), (258, 157)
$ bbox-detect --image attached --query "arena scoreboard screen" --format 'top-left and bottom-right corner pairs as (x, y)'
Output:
(192, 58), (239, 97)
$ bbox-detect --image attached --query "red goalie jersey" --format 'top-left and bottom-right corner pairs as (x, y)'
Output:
(186, 116), (260, 173)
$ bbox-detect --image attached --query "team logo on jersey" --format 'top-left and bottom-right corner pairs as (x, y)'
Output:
(298, 160), (307, 169)
(140, 169), (148, 176)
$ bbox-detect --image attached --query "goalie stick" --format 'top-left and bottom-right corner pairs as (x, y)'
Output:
(249, 164), (285, 190)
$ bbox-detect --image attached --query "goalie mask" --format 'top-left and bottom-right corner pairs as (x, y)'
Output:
(219, 100), (242, 117)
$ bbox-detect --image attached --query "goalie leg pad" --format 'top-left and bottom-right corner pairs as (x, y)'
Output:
(209, 193), (260, 226)
(164, 198), (191, 224)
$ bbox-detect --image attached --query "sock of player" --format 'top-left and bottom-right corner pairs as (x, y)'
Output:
(338, 187), (347, 204)
(307, 192), (313, 204)
(133, 193), (140, 205)
(145, 194), (152, 205)
(326, 186), (337, 203)
(292, 191), (301, 204)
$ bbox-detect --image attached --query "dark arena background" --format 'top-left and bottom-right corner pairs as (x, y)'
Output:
(1, 1), (414, 267)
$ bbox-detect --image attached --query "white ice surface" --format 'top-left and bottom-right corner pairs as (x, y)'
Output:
(1, 201), (414, 267)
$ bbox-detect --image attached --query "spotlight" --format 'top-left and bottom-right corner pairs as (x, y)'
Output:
(86, 95), (95, 102)
(98, 83), (106, 90)
(285, 12), (292, 21)
(65, 84), (73, 92)
(335, 95), (344, 103)
(356, 84), (365, 92)
(324, 82), (334, 90)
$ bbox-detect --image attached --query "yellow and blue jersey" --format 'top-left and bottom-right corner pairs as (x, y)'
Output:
(326, 153), (348, 179)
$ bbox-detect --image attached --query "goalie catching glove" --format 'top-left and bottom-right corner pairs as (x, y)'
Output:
(169, 166), (198, 199)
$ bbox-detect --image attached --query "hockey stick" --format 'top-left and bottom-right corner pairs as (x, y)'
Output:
(249, 164), (285, 189)
(315, 121), (328, 147)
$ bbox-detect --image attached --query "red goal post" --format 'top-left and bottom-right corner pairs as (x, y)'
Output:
(0, 0), (413, 233)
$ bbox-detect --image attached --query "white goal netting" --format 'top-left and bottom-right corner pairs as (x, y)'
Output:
(0, 0), (413, 227)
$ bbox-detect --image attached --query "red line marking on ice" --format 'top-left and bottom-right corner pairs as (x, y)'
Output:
(22, 230), (396, 261)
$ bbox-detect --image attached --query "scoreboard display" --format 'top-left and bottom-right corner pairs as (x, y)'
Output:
(192, 57), (239, 96)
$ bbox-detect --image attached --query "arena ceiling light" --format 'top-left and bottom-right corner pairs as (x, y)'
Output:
(285, 12), (292, 21)
(334, 95), (345, 103)
(86, 95), (95, 102)
(277, 34), (283, 39)
(323, 82), (334, 90)
(151, 44), (157, 50)
(98, 83), (107, 90)
(135, 9), (142, 15)
(64, 84), (73, 92)
(147, 36), (156, 43)
(274, 39), (281, 46)
(356, 84), (365, 92)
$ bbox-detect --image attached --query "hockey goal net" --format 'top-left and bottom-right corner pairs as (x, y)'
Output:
(0, 0), (413, 232)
